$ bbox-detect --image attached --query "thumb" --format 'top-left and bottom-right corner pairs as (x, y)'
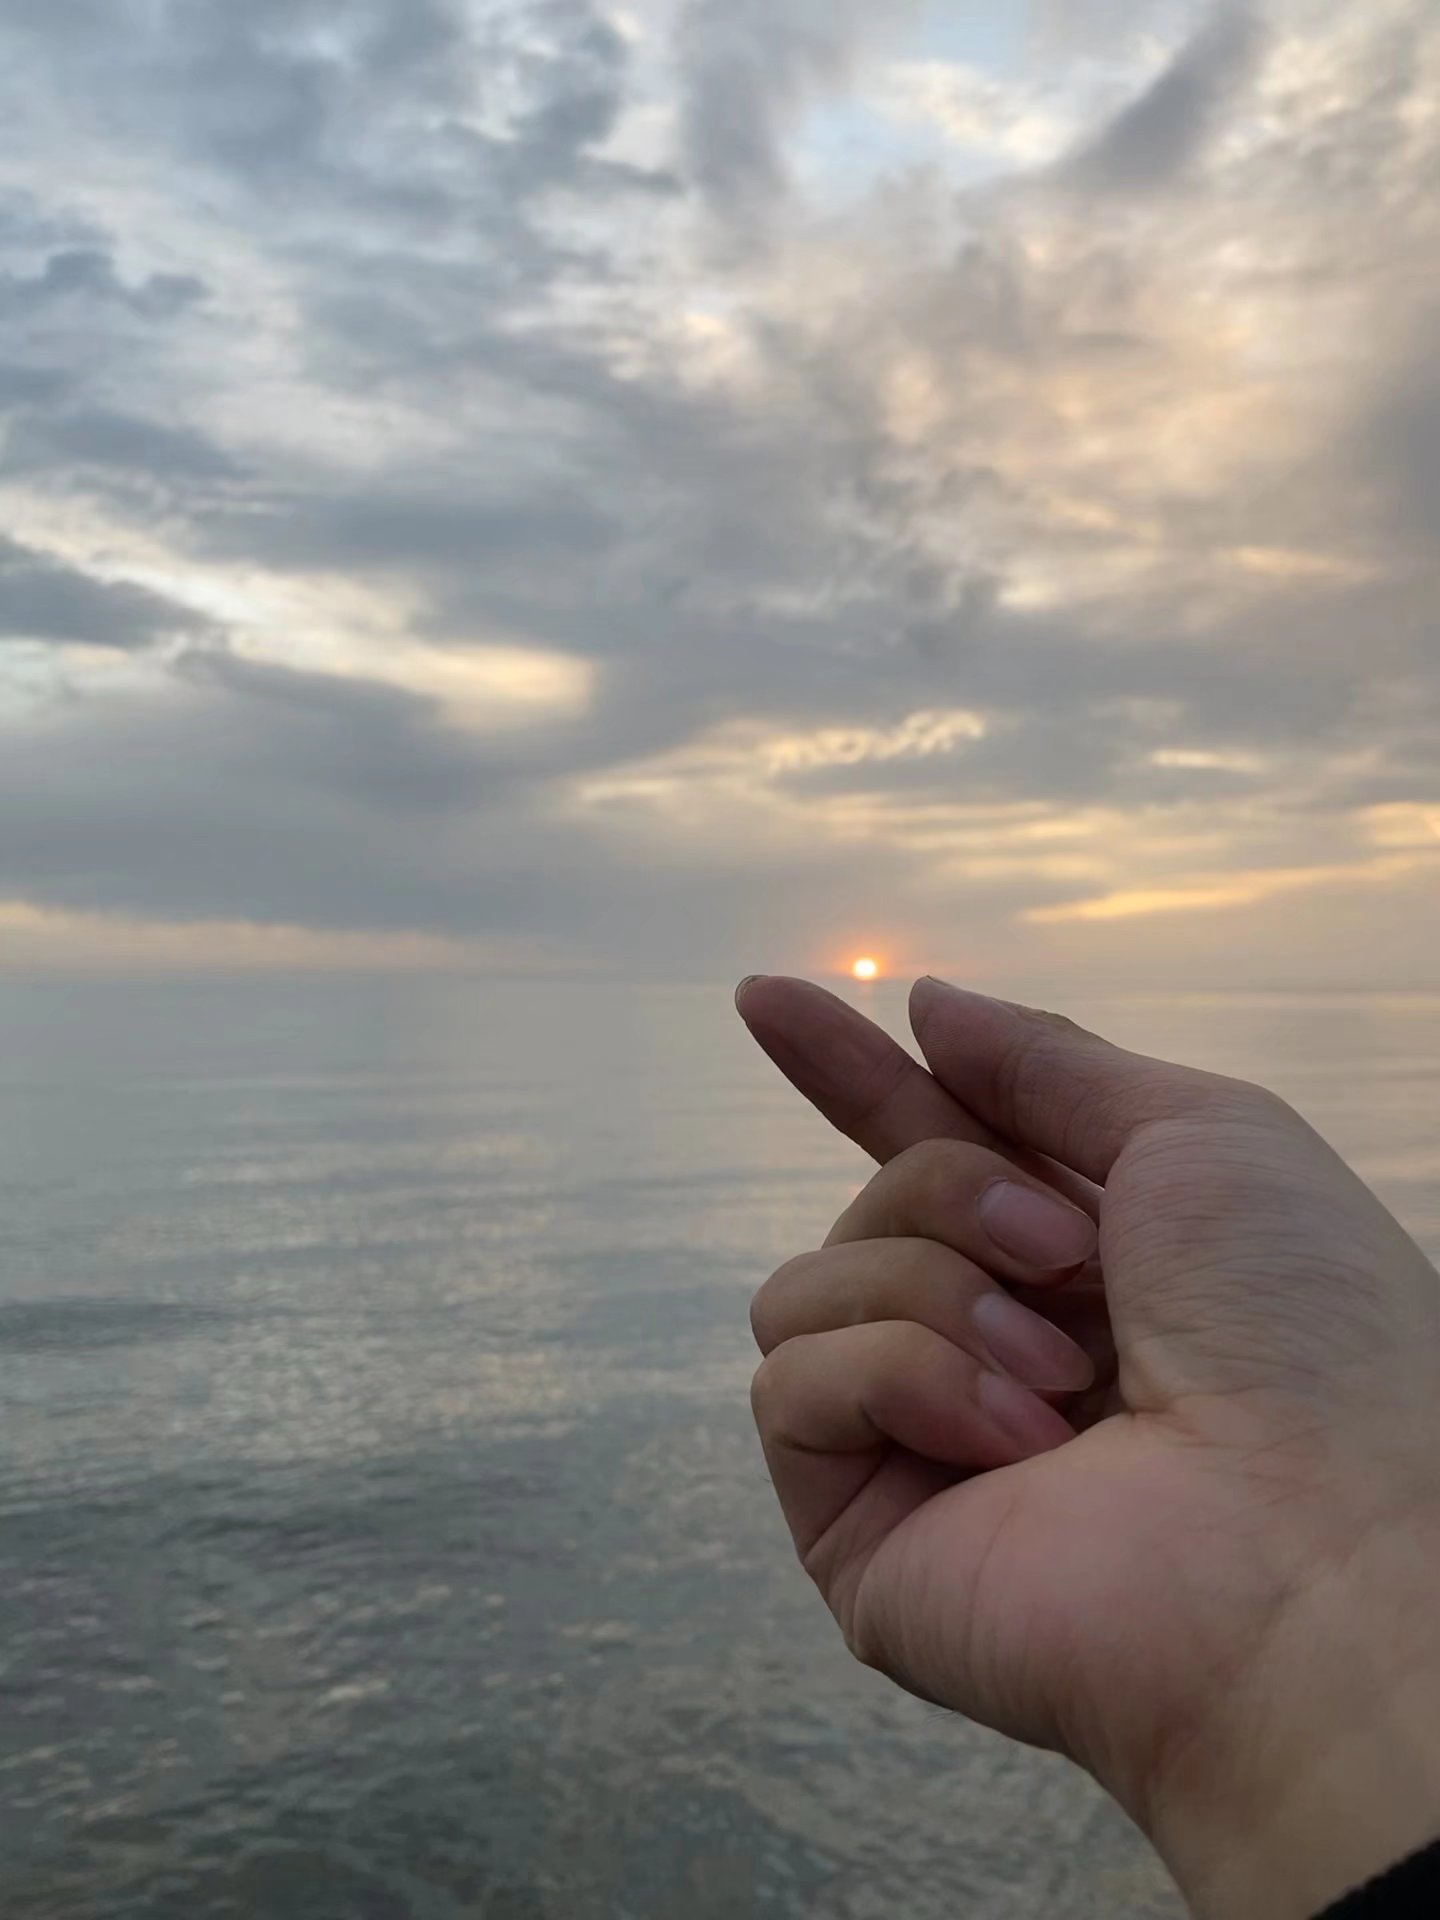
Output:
(908, 978), (1226, 1184)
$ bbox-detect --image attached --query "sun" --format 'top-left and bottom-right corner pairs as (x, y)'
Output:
(851, 957), (881, 983)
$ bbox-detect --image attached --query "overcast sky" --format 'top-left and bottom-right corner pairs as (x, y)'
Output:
(0, 0), (1436, 987)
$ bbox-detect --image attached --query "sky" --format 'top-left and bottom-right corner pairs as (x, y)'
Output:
(0, 0), (1436, 988)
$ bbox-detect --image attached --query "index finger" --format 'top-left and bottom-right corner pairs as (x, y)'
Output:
(735, 975), (1100, 1215)
(736, 975), (996, 1163)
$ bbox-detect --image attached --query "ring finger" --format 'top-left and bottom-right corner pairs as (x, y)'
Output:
(752, 1238), (1096, 1394)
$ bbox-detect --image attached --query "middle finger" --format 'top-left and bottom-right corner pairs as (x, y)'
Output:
(826, 1138), (1099, 1291)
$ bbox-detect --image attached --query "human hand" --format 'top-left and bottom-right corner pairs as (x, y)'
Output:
(738, 976), (1440, 1920)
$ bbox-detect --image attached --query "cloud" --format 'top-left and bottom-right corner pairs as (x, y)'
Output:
(1356, 335), (1440, 549)
(198, 481), (615, 577)
(1065, 4), (1263, 192)
(0, 538), (214, 650)
(5, 407), (243, 483)
(0, 0), (1437, 984)
(677, 0), (916, 214)
(0, 645), (976, 981)
(0, 361), (68, 406)
(0, 246), (207, 322)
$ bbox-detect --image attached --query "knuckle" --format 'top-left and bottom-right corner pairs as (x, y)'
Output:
(1095, 1062), (1236, 1145)
(748, 1287), (771, 1352)
(890, 1138), (978, 1207)
(1019, 1005), (1091, 1041)
(889, 1237), (951, 1293)
(991, 1028), (1052, 1137)
(769, 1248), (825, 1292)
(750, 1251), (823, 1350)
(1232, 1078), (1297, 1126)
(899, 1137), (965, 1181)
(749, 1346), (795, 1427)
(846, 1048), (911, 1132)
(840, 1612), (888, 1676)
(1187, 1072), (1299, 1130)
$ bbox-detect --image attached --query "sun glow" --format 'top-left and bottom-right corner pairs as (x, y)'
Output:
(852, 957), (881, 982)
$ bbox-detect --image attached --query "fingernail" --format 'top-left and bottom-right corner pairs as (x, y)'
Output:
(974, 1293), (1096, 1392)
(980, 1181), (1098, 1271)
(735, 976), (766, 1012)
(979, 1372), (1075, 1457)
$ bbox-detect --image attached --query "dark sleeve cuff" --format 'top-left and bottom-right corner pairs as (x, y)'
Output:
(1318, 1838), (1440, 1917)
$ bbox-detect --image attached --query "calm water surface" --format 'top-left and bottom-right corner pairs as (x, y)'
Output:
(2, 979), (1437, 1918)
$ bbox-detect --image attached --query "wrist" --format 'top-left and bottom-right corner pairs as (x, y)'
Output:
(1145, 1514), (1440, 1920)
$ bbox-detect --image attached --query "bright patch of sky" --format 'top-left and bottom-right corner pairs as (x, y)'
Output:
(920, 0), (1032, 72)
(792, 3), (1167, 206)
